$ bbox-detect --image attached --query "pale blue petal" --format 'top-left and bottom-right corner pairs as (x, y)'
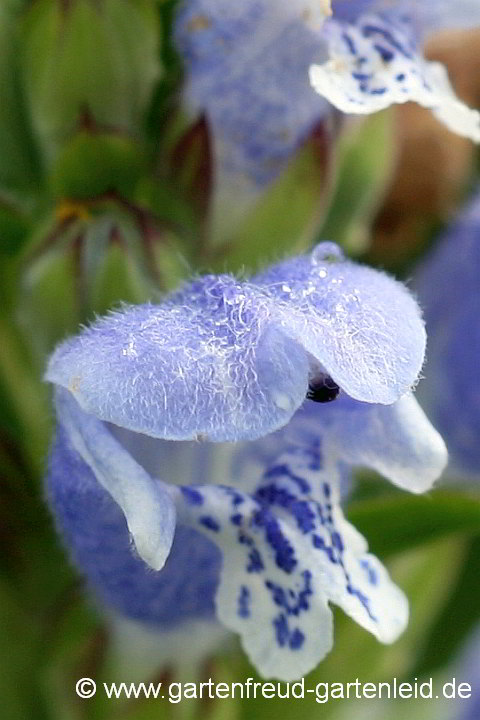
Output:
(332, 0), (480, 34)
(449, 626), (480, 720)
(47, 423), (221, 624)
(332, 0), (377, 23)
(310, 14), (480, 142)
(46, 276), (310, 442)
(411, 1), (480, 34)
(54, 387), (176, 570)
(256, 243), (426, 404)
(294, 393), (448, 492)
(47, 248), (427, 442)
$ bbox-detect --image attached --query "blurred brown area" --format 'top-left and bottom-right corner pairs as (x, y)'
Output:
(368, 28), (480, 270)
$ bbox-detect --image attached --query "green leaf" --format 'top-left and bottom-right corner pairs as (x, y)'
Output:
(41, 599), (101, 720)
(0, 203), (32, 256)
(0, 312), (50, 477)
(137, 170), (200, 243)
(413, 534), (480, 678)
(86, 220), (155, 314)
(0, 580), (48, 720)
(0, 4), (41, 191)
(18, 221), (83, 355)
(347, 490), (480, 558)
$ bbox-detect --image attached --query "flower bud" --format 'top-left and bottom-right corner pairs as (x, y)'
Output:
(18, 204), (188, 356)
(21, 0), (161, 164)
(50, 130), (145, 201)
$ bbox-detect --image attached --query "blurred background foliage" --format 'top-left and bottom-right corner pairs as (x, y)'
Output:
(0, 1), (480, 719)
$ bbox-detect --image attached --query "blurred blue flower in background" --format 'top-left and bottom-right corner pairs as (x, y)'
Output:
(415, 189), (480, 481)
(45, 243), (447, 680)
(174, 0), (480, 229)
(173, 0), (333, 233)
(310, 2), (480, 137)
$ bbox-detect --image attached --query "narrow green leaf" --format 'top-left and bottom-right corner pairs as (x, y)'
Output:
(413, 534), (480, 677)
(348, 490), (480, 558)
(0, 4), (41, 191)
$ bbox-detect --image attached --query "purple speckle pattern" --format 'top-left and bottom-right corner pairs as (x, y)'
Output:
(174, 440), (408, 680)
(45, 243), (448, 680)
(310, 12), (480, 141)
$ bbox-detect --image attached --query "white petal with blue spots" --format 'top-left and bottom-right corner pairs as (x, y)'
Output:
(173, 444), (408, 680)
(176, 483), (334, 681)
(44, 242), (447, 679)
(310, 14), (480, 142)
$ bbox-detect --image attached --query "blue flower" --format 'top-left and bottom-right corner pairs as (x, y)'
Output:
(45, 243), (447, 680)
(174, 0), (480, 223)
(415, 189), (480, 480)
(310, 1), (480, 139)
(173, 0), (332, 232)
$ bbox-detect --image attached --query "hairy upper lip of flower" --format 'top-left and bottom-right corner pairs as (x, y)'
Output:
(45, 243), (448, 681)
(46, 243), (427, 442)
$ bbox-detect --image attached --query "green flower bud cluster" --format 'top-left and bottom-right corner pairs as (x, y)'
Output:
(0, 0), (194, 354)
(0, 0), (396, 356)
